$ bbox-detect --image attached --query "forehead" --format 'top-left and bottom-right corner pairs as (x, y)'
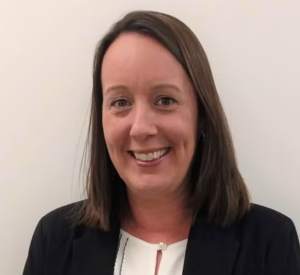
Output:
(101, 33), (189, 88)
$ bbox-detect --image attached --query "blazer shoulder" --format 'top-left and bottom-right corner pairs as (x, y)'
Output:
(39, 200), (86, 240)
(238, 204), (300, 273)
(246, 204), (293, 225)
(240, 203), (297, 238)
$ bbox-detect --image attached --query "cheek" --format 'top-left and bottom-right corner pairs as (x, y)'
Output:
(102, 114), (127, 151)
(162, 113), (197, 145)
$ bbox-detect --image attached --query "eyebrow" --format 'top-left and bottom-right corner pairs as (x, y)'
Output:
(104, 85), (128, 95)
(104, 83), (182, 95)
(151, 84), (182, 94)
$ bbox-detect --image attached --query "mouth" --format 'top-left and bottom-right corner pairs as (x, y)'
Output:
(128, 147), (171, 162)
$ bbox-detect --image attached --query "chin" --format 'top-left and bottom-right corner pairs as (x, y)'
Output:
(126, 176), (176, 194)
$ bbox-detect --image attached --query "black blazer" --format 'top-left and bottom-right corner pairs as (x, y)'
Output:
(23, 202), (300, 275)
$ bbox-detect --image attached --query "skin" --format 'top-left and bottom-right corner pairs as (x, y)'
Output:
(101, 33), (198, 248)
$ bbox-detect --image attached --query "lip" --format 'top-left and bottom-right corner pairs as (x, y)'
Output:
(129, 147), (171, 167)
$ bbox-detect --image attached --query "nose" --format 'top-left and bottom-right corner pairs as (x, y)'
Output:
(129, 106), (158, 141)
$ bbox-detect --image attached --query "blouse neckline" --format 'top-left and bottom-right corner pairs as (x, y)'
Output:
(120, 229), (188, 250)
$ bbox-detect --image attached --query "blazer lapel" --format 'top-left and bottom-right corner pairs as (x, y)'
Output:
(72, 224), (120, 275)
(183, 215), (240, 275)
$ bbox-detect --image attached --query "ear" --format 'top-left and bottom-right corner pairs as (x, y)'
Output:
(198, 131), (206, 141)
(196, 116), (206, 141)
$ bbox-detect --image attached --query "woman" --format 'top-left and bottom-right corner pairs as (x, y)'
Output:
(23, 11), (300, 275)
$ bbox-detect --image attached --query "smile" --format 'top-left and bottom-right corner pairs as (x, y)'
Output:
(129, 147), (171, 162)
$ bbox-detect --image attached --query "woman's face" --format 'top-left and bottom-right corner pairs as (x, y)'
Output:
(102, 33), (198, 199)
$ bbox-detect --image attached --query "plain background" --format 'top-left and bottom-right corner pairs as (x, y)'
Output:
(0, 0), (299, 274)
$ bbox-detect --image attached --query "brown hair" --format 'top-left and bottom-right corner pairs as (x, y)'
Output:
(77, 10), (250, 231)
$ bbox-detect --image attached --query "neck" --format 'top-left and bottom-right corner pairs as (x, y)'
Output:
(122, 189), (192, 244)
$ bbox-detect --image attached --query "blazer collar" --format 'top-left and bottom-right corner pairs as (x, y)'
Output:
(183, 214), (240, 275)
(72, 215), (240, 275)
(72, 219), (120, 275)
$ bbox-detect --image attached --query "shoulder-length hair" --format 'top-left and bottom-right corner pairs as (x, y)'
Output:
(76, 10), (250, 231)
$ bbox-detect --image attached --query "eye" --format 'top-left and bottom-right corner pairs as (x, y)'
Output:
(111, 99), (131, 108)
(156, 97), (176, 106)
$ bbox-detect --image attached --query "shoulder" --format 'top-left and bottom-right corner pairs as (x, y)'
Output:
(234, 204), (300, 272)
(240, 203), (296, 233)
(37, 200), (88, 241)
(235, 203), (299, 250)
(41, 200), (83, 225)
(194, 203), (297, 240)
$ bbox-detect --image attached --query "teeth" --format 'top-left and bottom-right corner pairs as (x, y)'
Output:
(133, 148), (168, 162)
(141, 154), (147, 161)
(157, 150), (161, 159)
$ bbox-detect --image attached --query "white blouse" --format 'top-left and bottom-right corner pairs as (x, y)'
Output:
(113, 229), (188, 275)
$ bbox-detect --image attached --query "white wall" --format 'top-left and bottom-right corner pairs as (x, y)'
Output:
(0, 0), (299, 274)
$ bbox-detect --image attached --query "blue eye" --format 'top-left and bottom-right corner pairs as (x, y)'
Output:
(112, 99), (131, 108)
(157, 97), (176, 106)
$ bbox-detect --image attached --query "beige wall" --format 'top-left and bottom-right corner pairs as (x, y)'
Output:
(0, 0), (299, 274)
